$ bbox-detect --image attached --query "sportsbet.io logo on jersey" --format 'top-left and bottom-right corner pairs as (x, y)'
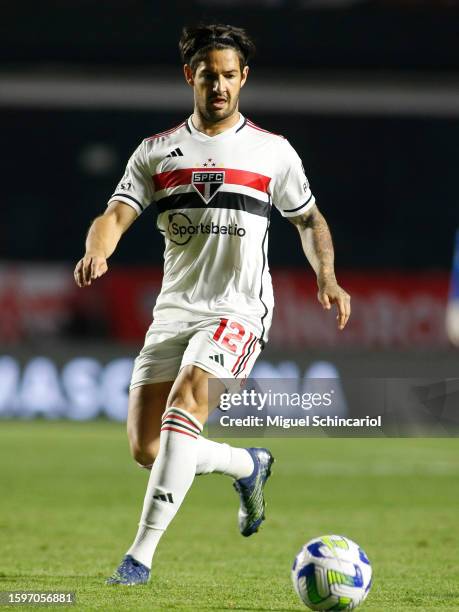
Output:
(192, 171), (225, 204)
(167, 212), (246, 246)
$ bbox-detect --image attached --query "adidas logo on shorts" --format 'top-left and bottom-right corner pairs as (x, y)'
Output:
(209, 353), (224, 366)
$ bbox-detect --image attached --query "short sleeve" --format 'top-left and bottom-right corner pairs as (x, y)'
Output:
(107, 140), (154, 215)
(271, 139), (315, 218)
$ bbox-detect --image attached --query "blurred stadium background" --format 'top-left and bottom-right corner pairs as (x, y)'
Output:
(1, 0), (459, 419)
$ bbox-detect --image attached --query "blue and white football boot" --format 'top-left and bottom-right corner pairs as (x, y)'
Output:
(233, 447), (274, 537)
(106, 554), (150, 585)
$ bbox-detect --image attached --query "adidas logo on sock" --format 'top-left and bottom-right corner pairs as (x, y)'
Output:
(166, 148), (183, 158)
(153, 492), (174, 503)
(209, 353), (224, 366)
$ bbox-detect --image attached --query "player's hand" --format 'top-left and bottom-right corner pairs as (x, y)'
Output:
(317, 277), (351, 330)
(74, 253), (108, 287)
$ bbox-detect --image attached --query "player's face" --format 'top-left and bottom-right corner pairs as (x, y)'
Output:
(185, 49), (249, 123)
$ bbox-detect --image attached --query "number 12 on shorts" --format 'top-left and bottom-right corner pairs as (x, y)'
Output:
(212, 318), (259, 376)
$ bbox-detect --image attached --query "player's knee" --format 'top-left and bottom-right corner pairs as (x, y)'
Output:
(166, 390), (198, 410)
(166, 393), (203, 420)
(132, 448), (155, 469)
(130, 441), (157, 468)
(166, 368), (209, 420)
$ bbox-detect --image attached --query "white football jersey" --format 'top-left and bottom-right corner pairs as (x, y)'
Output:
(108, 114), (315, 343)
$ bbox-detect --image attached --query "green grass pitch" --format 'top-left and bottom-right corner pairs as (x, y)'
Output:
(0, 421), (458, 611)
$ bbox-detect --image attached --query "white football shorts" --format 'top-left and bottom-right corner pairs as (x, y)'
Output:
(130, 316), (262, 390)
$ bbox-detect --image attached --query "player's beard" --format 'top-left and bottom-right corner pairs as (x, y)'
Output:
(201, 94), (239, 124)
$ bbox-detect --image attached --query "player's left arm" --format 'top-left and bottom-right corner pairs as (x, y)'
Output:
(289, 204), (351, 330)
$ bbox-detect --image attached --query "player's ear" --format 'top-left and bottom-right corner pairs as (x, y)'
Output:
(240, 65), (249, 88)
(183, 64), (194, 87)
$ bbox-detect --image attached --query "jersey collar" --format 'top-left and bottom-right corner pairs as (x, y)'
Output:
(186, 113), (246, 142)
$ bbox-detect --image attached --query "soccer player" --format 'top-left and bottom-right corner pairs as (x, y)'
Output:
(74, 23), (351, 585)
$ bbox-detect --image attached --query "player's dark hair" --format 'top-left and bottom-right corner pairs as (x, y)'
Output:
(179, 24), (256, 73)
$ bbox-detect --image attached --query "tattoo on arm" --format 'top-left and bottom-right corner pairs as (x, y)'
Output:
(289, 204), (336, 279)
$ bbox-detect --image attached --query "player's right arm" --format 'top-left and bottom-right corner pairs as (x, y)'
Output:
(74, 201), (137, 287)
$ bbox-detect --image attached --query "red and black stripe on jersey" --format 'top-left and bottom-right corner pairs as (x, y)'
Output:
(153, 168), (270, 193)
(152, 167), (272, 218)
(155, 192), (269, 218)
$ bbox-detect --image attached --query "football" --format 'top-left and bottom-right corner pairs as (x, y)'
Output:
(291, 535), (372, 610)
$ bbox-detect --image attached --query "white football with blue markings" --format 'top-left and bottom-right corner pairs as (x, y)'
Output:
(291, 535), (372, 610)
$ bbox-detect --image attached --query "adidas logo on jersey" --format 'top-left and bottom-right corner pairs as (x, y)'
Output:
(209, 354), (224, 366)
(153, 492), (174, 503)
(166, 148), (183, 157)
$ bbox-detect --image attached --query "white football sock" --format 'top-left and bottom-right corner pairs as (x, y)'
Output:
(134, 438), (254, 480)
(195, 437), (254, 479)
(127, 407), (203, 569)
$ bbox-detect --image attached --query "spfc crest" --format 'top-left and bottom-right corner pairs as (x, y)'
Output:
(192, 171), (225, 204)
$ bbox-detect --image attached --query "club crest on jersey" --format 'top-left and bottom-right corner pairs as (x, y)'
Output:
(192, 171), (225, 204)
